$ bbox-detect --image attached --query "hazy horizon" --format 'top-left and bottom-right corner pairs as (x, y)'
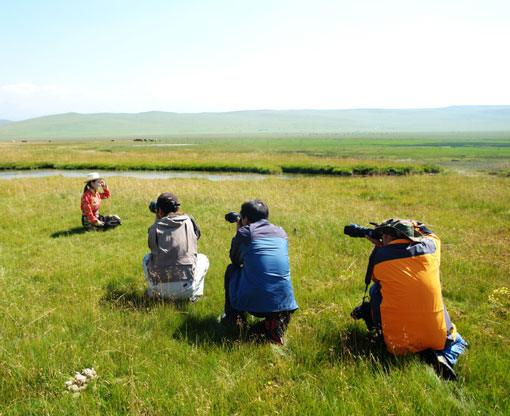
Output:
(2, 106), (510, 142)
(3, 104), (510, 124)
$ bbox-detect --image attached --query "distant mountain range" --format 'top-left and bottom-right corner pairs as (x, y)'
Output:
(0, 106), (509, 140)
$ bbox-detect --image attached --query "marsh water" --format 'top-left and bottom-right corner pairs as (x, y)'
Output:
(0, 169), (294, 181)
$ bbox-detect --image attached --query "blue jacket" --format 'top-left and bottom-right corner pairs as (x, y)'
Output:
(229, 219), (298, 313)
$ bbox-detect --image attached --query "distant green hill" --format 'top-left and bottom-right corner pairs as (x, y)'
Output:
(1, 106), (509, 140)
(0, 120), (12, 126)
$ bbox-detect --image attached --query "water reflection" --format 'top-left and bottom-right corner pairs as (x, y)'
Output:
(0, 169), (293, 181)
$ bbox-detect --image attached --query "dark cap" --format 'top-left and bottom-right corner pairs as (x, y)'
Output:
(157, 192), (180, 213)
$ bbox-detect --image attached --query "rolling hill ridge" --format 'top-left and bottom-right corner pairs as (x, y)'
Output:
(1, 106), (509, 140)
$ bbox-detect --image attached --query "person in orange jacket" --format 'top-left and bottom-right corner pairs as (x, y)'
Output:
(352, 218), (468, 380)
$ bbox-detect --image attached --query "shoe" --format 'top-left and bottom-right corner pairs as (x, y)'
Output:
(435, 354), (457, 381)
(421, 350), (457, 381)
(218, 313), (246, 326)
(264, 318), (284, 345)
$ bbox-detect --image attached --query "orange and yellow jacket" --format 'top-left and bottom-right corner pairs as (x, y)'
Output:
(367, 223), (456, 354)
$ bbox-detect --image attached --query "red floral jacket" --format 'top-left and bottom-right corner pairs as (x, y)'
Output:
(81, 188), (111, 225)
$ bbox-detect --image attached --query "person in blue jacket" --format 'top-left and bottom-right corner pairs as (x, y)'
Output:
(220, 199), (298, 344)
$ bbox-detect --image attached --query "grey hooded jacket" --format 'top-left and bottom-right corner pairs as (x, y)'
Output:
(146, 213), (200, 284)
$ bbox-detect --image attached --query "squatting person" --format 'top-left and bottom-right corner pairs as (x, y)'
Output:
(352, 218), (468, 380)
(143, 192), (209, 301)
(220, 199), (298, 345)
(81, 172), (121, 231)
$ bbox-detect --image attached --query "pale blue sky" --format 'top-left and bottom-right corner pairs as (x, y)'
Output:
(1, 0), (509, 120)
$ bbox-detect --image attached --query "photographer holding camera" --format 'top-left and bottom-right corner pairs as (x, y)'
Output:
(143, 192), (209, 301)
(220, 200), (298, 345)
(346, 219), (468, 380)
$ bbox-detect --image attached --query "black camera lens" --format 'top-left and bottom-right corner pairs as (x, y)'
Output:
(225, 211), (241, 223)
(344, 223), (381, 240)
(149, 201), (158, 213)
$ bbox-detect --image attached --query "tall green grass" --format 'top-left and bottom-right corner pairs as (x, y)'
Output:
(0, 174), (509, 414)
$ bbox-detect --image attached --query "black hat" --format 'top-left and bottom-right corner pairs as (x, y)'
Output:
(157, 192), (180, 212)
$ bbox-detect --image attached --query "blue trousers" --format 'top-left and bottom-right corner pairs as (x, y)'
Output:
(369, 283), (468, 366)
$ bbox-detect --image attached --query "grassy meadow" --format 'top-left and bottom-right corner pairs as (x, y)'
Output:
(1, 170), (509, 414)
(1, 132), (510, 175)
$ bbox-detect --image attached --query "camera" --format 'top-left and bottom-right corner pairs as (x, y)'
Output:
(351, 301), (372, 320)
(351, 301), (374, 330)
(344, 223), (381, 240)
(149, 201), (158, 213)
(225, 211), (241, 223)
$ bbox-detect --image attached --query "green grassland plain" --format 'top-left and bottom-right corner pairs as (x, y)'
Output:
(1, 132), (510, 175)
(0, 136), (509, 415)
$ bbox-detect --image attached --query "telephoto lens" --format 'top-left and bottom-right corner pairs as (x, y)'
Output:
(343, 223), (381, 240)
(149, 201), (158, 213)
(225, 211), (241, 223)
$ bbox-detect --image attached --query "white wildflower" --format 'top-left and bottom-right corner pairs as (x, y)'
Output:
(82, 368), (97, 380)
(69, 384), (81, 392)
(74, 372), (88, 386)
(64, 368), (98, 394)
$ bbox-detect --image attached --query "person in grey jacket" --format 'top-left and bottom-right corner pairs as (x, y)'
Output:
(143, 192), (209, 301)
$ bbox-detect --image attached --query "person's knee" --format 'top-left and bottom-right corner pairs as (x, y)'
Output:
(142, 254), (150, 268)
(225, 263), (234, 276)
(194, 254), (209, 277)
(224, 263), (238, 287)
(198, 254), (209, 272)
(369, 283), (381, 298)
